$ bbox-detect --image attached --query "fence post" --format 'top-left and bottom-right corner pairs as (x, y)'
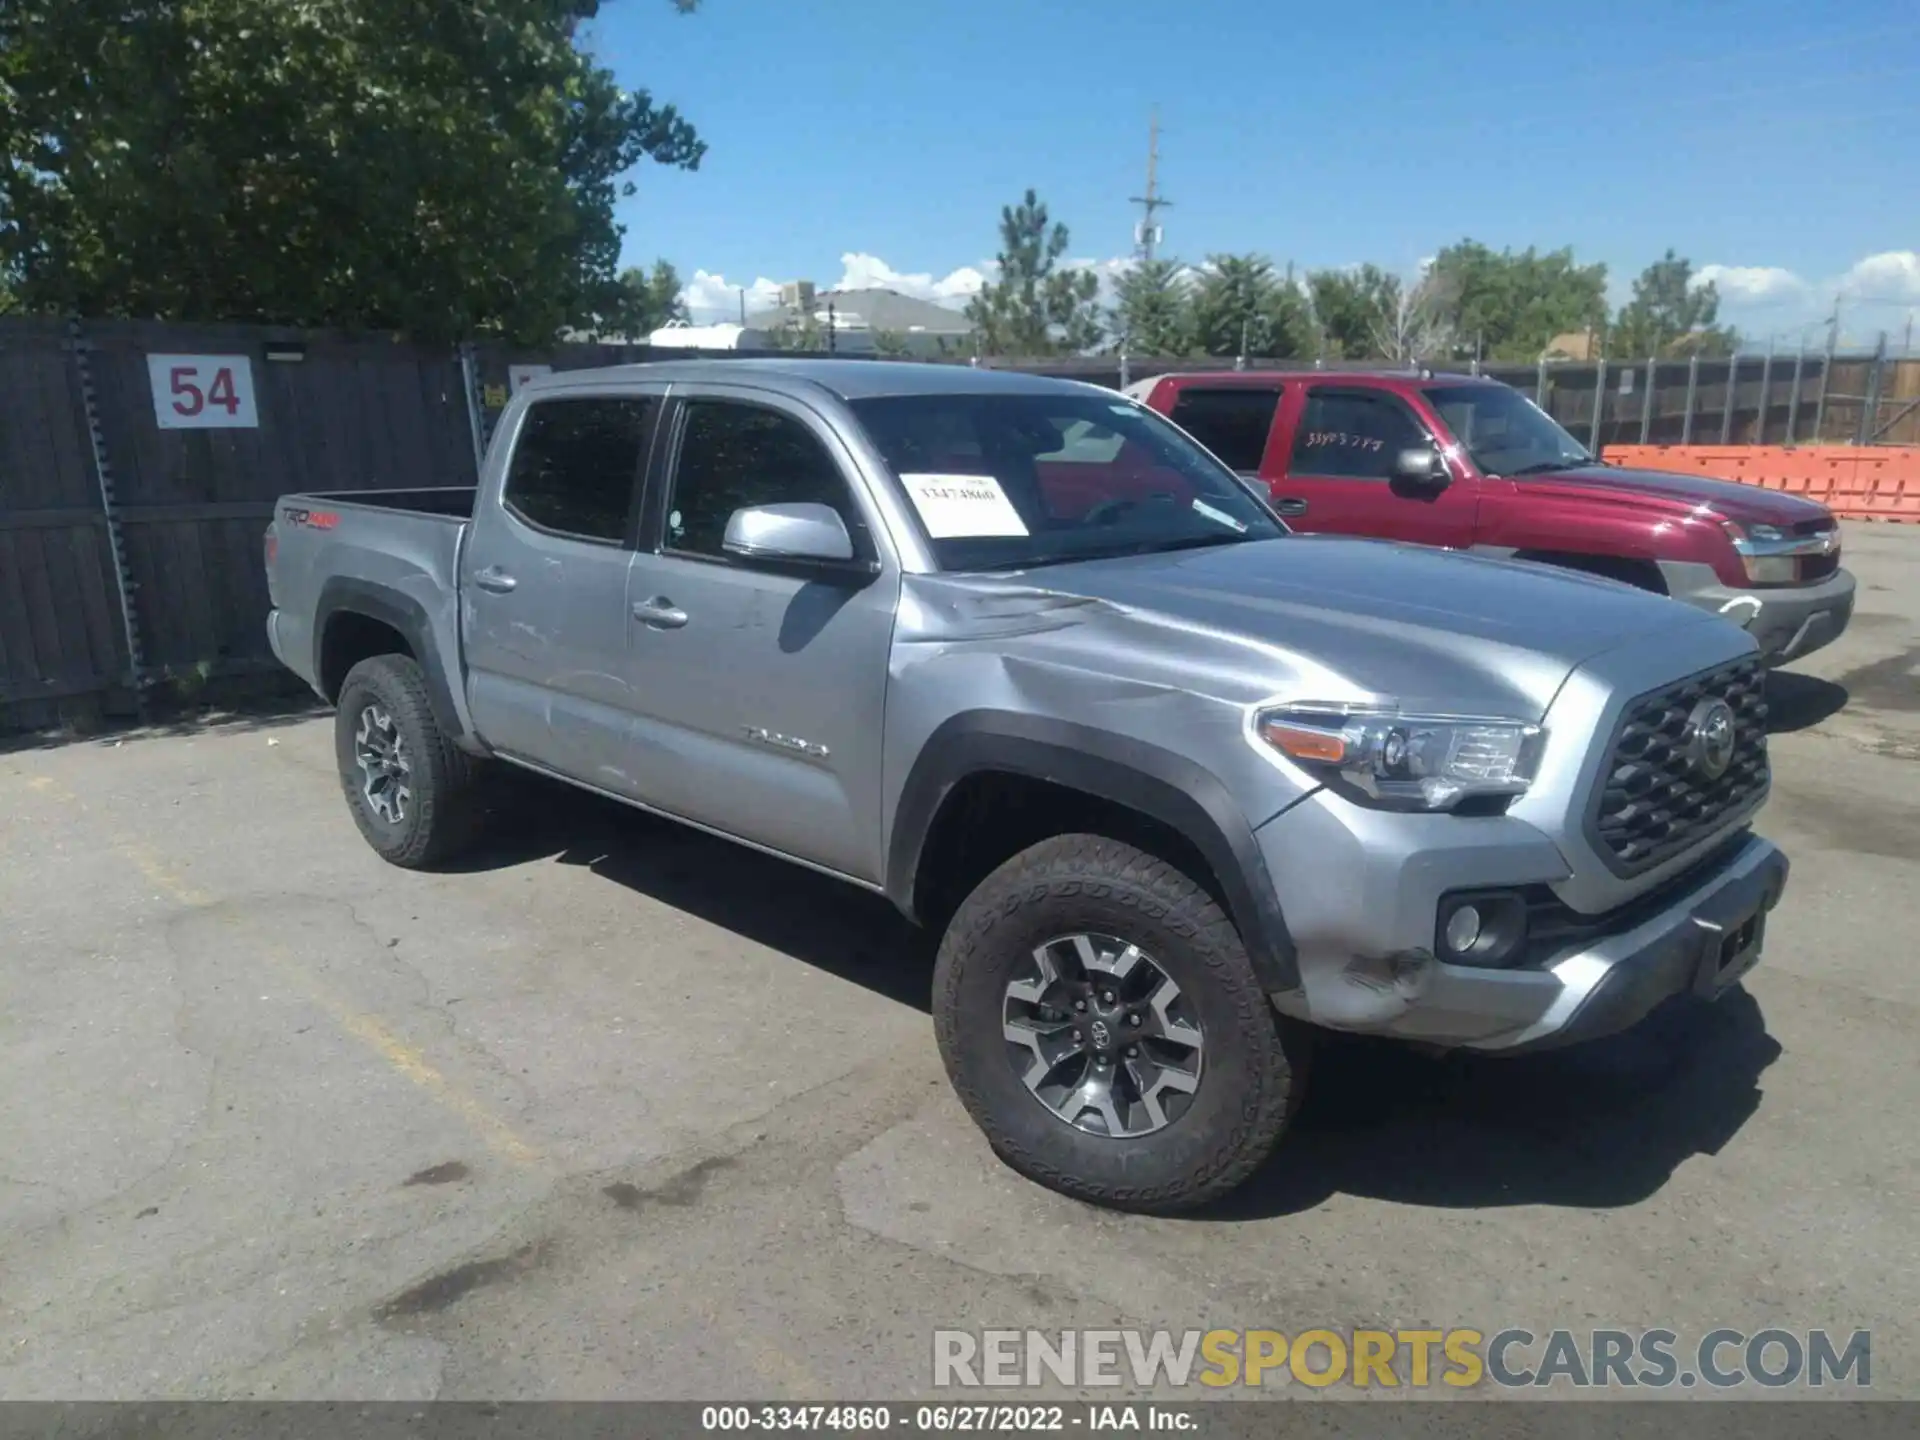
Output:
(1813, 323), (1837, 441)
(67, 317), (148, 713)
(1590, 357), (1607, 452)
(1639, 355), (1657, 442)
(1534, 358), (1547, 405)
(1681, 354), (1700, 443)
(1856, 331), (1888, 446)
(458, 341), (487, 479)
(1754, 337), (1774, 444)
(1720, 354), (1738, 444)
(1786, 339), (1806, 444)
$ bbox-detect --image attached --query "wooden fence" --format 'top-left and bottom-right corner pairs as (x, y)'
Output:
(0, 317), (1912, 727)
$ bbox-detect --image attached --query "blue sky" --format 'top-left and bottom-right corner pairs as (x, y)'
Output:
(589, 0), (1920, 347)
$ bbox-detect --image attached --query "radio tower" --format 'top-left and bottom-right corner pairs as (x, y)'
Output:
(1130, 109), (1171, 263)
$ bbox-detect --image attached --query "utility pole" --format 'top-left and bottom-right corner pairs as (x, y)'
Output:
(1129, 109), (1172, 264)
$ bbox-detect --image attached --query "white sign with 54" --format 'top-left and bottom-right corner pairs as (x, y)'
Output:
(147, 354), (260, 429)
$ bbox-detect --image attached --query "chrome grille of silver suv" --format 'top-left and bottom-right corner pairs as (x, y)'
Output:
(1590, 656), (1770, 874)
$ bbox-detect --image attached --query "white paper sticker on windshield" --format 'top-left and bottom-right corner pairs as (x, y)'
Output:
(1190, 497), (1249, 532)
(900, 473), (1029, 538)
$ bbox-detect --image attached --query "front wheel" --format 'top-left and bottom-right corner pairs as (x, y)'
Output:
(334, 654), (482, 868)
(932, 834), (1302, 1213)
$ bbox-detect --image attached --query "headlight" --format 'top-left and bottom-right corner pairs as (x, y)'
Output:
(1720, 518), (1800, 584)
(1743, 554), (1797, 584)
(1256, 703), (1545, 811)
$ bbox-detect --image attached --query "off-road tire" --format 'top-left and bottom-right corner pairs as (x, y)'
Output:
(933, 834), (1301, 1213)
(334, 654), (482, 868)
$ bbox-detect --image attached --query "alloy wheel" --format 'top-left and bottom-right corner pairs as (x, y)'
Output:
(1002, 932), (1205, 1138)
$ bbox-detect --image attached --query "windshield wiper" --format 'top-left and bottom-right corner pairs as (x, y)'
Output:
(967, 532), (1257, 573)
(1503, 458), (1591, 476)
(1123, 533), (1259, 557)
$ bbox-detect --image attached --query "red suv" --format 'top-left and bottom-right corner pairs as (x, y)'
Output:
(1129, 370), (1855, 665)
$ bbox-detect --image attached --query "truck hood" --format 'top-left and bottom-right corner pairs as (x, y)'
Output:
(992, 535), (1740, 720)
(1517, 463), (1834, 527)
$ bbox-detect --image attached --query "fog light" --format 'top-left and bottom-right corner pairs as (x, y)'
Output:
(1436, 891), (1529, 967)
(1444, 905), (1482, 953)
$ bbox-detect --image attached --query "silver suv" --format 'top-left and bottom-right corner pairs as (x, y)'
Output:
(266, 360), (1789, 1213)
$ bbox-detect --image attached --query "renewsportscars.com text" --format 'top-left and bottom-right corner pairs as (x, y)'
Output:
(933, 1327), (1871, 1390)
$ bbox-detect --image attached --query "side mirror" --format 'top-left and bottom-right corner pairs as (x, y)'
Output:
(723, 502), (870, 574)
(1391, 447), (1449, 489)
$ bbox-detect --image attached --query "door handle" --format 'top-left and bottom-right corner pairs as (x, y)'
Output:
(632, 596), (689, 630)
(1274, 497), (1310, 517)
(473, 567), (518, 594)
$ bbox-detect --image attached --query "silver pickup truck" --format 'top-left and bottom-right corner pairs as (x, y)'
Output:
(267, 358), (1789, 1213)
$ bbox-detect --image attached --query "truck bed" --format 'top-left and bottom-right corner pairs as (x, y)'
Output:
(292, 487), (478, 519)
(266, 488), (475, 708)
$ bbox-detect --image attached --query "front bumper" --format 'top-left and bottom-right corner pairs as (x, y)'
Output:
(1660, 562), (1856, 665)
(1260, 785), (1789, 1051)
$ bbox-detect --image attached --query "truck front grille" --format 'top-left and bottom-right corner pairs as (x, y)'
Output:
(1590, 658), (1769, 874)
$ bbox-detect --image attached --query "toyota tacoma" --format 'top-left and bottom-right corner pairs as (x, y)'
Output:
(266, 359), (1789, 1213)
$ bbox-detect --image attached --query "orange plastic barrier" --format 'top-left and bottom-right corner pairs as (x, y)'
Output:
(1603, 445), (1920, 522)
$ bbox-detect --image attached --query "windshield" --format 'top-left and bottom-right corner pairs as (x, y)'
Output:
(849, 391), (1285, 571)
(1425, 384), (1594, 476)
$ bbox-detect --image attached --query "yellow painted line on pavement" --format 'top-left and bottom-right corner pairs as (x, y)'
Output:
(315, 993), (542, 1167)
(15, 765), (826, 1393)
(18, 771), (539, 1167)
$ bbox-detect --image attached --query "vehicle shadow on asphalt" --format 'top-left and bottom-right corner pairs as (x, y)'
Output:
(451, 773), (1783, 1221)
(448, 776), (936, 1013)
(1205, 986), (1781, 1221)
(1766, 671), (1850, 734)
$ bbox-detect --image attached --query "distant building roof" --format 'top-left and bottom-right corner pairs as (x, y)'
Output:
(1542, 330), (1598, 361)
(748, 287), (975, 337)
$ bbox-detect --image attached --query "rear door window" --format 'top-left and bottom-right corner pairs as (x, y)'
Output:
(502, 397), (655, 542)
(1168, 387), (1283, 472)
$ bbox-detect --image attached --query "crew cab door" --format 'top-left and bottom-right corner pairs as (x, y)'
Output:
(1161, 384), (1287, 485)
(460, 387), (664, 791)
(1268, 384), (1479, 547)
(618, 386), (899, 882)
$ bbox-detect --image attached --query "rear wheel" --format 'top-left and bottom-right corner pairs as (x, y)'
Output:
(334, 654), (482, 868)
(933, 834), (1301, 1213)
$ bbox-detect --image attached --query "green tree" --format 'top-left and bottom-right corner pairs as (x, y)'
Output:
(1189, 255), (1311, 359)
(964, 189), (1103, 355)
(1610, 249), (1738, 358)
(1110, 258), (1193, 356)
(601, 260), (689, 338)
(0, 0), (704, 341)
(1306, 264), (1400, 359)
(1425, 240), (1609, 360)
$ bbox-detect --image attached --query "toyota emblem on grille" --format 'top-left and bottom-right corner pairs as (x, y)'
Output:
(1685, 698), (1738, 780)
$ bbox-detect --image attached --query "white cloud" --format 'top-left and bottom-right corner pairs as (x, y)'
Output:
(1838, 250), (1920, 302)
(678, 269), (783, 321)
(1692, 264), (1806, 304)
(832, 252), (989, 305)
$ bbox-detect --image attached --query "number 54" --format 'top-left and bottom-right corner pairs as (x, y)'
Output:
(171, 366), (241, 417)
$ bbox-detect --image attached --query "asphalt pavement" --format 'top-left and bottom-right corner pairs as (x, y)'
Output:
(2, 523), (1915, 1401)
